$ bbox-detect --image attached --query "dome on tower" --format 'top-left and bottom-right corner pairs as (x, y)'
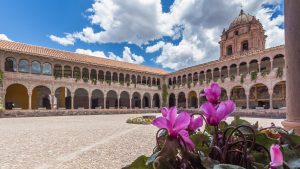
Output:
(229, 9), (255, 29)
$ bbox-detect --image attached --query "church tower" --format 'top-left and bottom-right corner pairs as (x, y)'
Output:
(219, 9), (267, 60)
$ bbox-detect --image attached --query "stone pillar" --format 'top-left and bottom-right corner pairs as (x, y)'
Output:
(28, 92), (32, 110)
(118, 96), (120, 109)
(237, 66), (240, 76)
(104, 96), (107, 109)
(51, 94), (55, 110)
(269, 90), (273, 110)
(88, 94), (92, 109)
(246, 93), (249, 110)
(270, 59), (274, 71)
(282, 0), (300, 134)
(186, 98), (188, 109)
(71, 92), (74, 110)
(129, 96), (132, 109)
(258, 63), (261, 72)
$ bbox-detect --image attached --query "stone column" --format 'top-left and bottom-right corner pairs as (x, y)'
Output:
(246, 93), (249, 110)
(118, 96), (120, 109)
(270, 59), (274, 71)
(88, 93), (92, 109)
(269, 90), (273, 110)
(51, 94), (55, 110)
(71, 92), (74, 110)
(129, 96), (132, 109)
(186, 98), (188, 109)
(282, 0), (300, 134)
(104, 96), (107, 109)
(28, 92), (32, 110)
(237, 66), (240, 76)
(258, 63), (261, 72)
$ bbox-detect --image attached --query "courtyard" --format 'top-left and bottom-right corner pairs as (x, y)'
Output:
(0, 114), (284, 169)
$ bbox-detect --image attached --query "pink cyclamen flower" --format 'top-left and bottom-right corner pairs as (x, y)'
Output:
(270, 144), (283, 167)
(152, 107), (195, 150)
(188, 115), (203, 131)
(201, 83), (221, 104)
(201, 100), (235, 126)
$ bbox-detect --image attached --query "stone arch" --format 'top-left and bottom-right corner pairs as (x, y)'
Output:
(5, 57), (17, 72)
(18, 59), (29, 73)
(169, 93), (176, 107)
(31, 61), (42, 74)
(143, 93), (151, 108)
(32, 85), (51, 109)
(229, 64), (237, 77)
(239, 62), (248, 75)
(42, 63), (52, 75)
(132, 92), (141, 108)
(230, 86), (246, 109)
(91, 89), (104, 109)
(193, 72), (198, 83)
(199, 71), (205, 83)
(137, 75), (141, 84)
(112, 72), (118, 83)
(221, 88), (228, 101)
(54, 64), (62, 78)
(188, 91), (198, 108)
(90, 69), (97, 81)
(131, 75), (136, 84)
(119, 73), (125, 85)
(168, 78), (172, 86)
(73, 66), (81, 80)
(221, 66), (228, 79)
(249, 83), (270, 109)
(206, 70), (212, 82)
(120, 91), (130, 108)
(249, 59), (259, 73)
(5, 84), (28, 110)
(105, 71), (112, 82)
(182, 75), (187, 85)
(213, 68), (220, 82)
(199, 90), (207, 105)
(74, 88), (89, 109)
(153, 93), (160, 108)
(260, 57), (271, 73)
(272, 81), (286, 109)
(178, 92), (186, 108)
(177, 76), (182, 85)
(82, 68), (89, 81)
(55, 87), (72, 109)
(273, 54), (285, 69)
(106, 90), (118, 109)
(63, 65), (72, 78)
(98, 70), (104, 82)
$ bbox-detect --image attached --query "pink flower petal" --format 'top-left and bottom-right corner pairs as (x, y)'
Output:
(173, 112), (190, 134)
(178, 130), (195, 151)
(211, 83), (221, 97)
(201, 102), (215, 117)
(270, 144), (283, 167)
(167, 106), (177, 126)
(189, 116), (203, 131)
(152, 117), (168, 129)
(161, 107), (168, 117)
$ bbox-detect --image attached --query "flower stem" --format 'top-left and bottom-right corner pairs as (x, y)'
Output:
(214, 126), (219, 146)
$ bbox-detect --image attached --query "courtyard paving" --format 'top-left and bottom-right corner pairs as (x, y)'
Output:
(0, 114), (284, 169)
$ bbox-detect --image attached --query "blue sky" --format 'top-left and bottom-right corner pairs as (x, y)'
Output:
(0, 0), (284, 72)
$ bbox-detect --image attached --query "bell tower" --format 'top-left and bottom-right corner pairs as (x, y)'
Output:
(219, 10), (267, 60)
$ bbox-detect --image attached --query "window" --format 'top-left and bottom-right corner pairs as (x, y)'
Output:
(242, 40), (249, 51)
(19, 59), (29, 73)
(5, 57), (17, 72)
(227, 45), (233, 55)
(31, 61), (41, 74)
(43, 63), (52, 75)
(235, 30), (239, 36)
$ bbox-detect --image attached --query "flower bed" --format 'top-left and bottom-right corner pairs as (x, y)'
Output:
(126, 115), (156, 125)
(124, 83), (300, 169)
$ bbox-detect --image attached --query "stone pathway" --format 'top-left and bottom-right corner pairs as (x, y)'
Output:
(0, 114), (283, 169)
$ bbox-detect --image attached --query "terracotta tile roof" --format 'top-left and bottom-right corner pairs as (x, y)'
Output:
(0, 40), (168, 75)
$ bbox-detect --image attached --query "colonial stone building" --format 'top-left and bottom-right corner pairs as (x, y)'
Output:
(0, 10), (286, 116)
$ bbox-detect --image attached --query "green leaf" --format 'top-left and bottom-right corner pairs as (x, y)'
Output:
(230, 116), (251, 127)
(281, 144), (300, 167)
(213, 164), (246, 169)
(255, 132), (279, 149)
(125, 155), (153, 169)
(190, 132), (211, 155)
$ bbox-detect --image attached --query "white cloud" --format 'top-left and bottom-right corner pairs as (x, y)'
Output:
(49, 34), (75, 46)
(75, 46), (144, 64)
(51, 0), (284, 70)
(0, 34), (12, 41)
(146, 41), (165, 53)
